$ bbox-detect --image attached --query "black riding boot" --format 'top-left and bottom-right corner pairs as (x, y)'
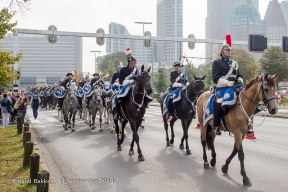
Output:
(213, 101), (222, 135)
(165, 97), (172, 119)
(102, 96), (106, 107)
(77, 97), (82, 108)
(114, 99), (121, 120)
(86, 97), (90, 108)
(57, 98), (63, 111)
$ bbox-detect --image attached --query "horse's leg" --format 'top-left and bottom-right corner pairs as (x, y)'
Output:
(169, 117), (177, 145)
(64, 111), (68, 130)
(71, 112), (76, 132)
(68, 112), (72, 128)
(99, 109), (103, 132)
(180, 118), (191, 155)
(114, 119), (121, 151)
(201, 124), (209, 169)
(163, 116), (170, 146)
(223, 132), (251, 186)
(91, 110), (96, 130)
(132, 120), (144, 161)
(120, 120), (128, 145)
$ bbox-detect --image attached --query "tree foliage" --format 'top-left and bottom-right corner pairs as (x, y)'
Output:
(0, 8), (22, 90)
(260, 46), (288, 85)
(152, 64), (170, 93)
(98, 52), (127, 73)
(232, 48), (260, 84)
(103, 61), (116, 82)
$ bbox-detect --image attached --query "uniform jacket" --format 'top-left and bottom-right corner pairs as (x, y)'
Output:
(60, 78), (75, 89)
(118, 66), (139, 85)
(111, 72), (119, 84)
(170, 71), (188, 85)
(212, 58), (243, 84)
(90, 78), (104, 87)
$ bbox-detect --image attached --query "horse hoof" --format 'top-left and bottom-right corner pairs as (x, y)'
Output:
(141, 126), (144, 129)
(91, 127), (95, 130)
(186, 150), (192, 155)
(169, 139), (174, 145)
(117, 147), (122, 151)
(204, 162), (210, 169)
(221, 165), (228, 174)
(138, 156), (145, 161)
(64, 128), (68, 130)
(210, 159), (216, 167)
(166, 142), (171, 147)
(68, 126), (71, 128)
(71, 129), (75, 132)
(110, 130), (115, 134)
(105, 122), (109, 124)
(129, 150), (134, 155)
(60, 120), (63, 122)
(89, 124), (91, 127)
(179, 144), (184, 150)
(100, 129), (103, 132)
(124, 134), (127, 138)
(243, 178), (252, 186)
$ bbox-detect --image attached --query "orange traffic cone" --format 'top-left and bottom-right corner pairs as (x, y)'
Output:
(195, 121), (201, 129)
(245, 126), (256, 139)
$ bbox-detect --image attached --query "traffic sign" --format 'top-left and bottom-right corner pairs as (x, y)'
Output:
(47, 25), (57, 43)
(188, 34), (195, 50)
(259, 72), (266, 76)
(96, 28), (105, 46)
(144, 31), (151, 48)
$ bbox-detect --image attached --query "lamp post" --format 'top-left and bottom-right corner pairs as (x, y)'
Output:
(90, 51), (101, 72)
(135, 22), (152, 65)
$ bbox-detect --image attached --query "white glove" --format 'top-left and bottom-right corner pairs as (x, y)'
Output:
(238, 77), (243, 84)
(227, 81), (234, 87)
(123, 79), (135, 85)
(172, 82), (183, 88)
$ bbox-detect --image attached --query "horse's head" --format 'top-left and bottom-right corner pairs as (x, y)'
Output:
(245, 73), (278, 114)
(67, 81), (77, 93)
(188, 74), (206, 98)
(136, 65), (152, 94)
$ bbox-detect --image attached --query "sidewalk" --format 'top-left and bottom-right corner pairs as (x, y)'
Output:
(149, 101), (288, 119)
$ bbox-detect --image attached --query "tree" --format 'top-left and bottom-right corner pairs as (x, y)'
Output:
(260, 46), (288, 86)
(98, 52), (127, 72)
(232, 48), (260, 84)
(103, 61), (116, 82)
(153, 64), (170, 93)
(184, 61), (198, 82)
(0, 8), (22, 90)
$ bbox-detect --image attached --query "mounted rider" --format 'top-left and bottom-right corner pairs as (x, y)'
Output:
(211, 34), (243, 135)
(86, 72), (106, 107)
(114, 48), (152, 120)
(78, 74), (90, 88)
(111, 60), (123, 92)
(164, 56), (188, 119)
(56, 72), (76, 111)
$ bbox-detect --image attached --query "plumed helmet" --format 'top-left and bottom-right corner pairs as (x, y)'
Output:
(220, 34), (232, 57)
(92, 73), (99, 76)
(126, 47), (137, 63)
(173, 62), (183, 67)
(66, 72), (73, 76)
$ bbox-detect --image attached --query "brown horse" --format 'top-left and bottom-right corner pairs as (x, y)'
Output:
(196, 73), (278, 186)
(160, 75), (206, 155)
(112, 65), (152, 161)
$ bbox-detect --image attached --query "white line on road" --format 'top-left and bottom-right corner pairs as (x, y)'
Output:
(29, 118), (41, 124)
(45, 117), (59, 123)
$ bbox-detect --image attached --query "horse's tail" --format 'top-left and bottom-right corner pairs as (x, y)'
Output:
(205, 124), (213, 150)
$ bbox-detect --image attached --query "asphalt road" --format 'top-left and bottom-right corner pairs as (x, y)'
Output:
(26, 106), (288, 192)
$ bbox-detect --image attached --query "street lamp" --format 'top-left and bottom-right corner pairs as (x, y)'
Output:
(135, 22), (152, 65)
(90, 51), (101, 72)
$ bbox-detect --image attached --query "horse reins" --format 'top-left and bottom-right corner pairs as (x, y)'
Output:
(182, 80), (204, 111)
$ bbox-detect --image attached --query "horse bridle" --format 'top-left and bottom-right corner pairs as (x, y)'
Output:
(239, 76), (276, 126)
(183, 79), (204, 103)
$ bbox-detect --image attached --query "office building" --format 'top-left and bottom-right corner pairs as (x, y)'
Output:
(157, 0), (183, 66)
(0, 34), (82, 88)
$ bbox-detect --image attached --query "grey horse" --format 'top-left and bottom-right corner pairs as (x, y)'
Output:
(62, 81), (79, 132)
(87, 86), (104, 131)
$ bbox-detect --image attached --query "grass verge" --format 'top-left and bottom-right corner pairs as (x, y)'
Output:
(0, 125), (37, 192)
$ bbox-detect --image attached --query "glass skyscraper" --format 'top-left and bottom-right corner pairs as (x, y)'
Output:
(156, 0), (183, 66)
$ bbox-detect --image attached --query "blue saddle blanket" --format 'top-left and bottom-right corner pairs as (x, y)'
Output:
(112, 85), (121, 92)
(82, 84), (90, 94)
(162, 88), (183, 115)
(203, 84), (243, 127)
(54, 88), (67, 98)
(117, 84), (132, 99)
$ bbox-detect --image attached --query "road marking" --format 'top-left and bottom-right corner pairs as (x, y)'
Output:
(35, 126), (45, 128)
(146, 112), (161, 115)
(29, 118), (41, 124)
(45, 117), (59, 122)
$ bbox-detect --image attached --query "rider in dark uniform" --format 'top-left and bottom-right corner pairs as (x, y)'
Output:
(114, 49), (140, 120)
(86, 73), (106, 107)
(56, 72), (75, 110)
(111, 62), (122, 84)
(78, 75), (89, 88)
(212, 35), (243, 135)
(165, 61), (188, 119)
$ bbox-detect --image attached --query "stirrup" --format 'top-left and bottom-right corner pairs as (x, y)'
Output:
(165, 113), (171, 119)
(213, 127), (221, 135)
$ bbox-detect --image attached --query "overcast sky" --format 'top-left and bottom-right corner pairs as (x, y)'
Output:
(5, 0), (279, 72)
